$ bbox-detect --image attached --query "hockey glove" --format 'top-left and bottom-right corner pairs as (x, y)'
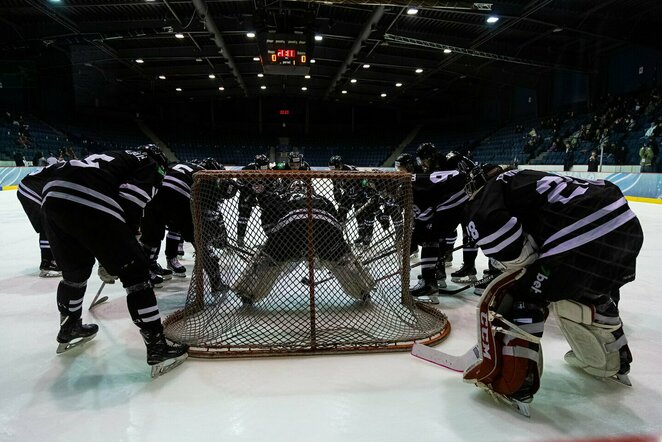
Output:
(98, 266), (118, 284)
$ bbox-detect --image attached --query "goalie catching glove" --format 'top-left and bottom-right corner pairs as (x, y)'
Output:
(463, 268), (548, 404)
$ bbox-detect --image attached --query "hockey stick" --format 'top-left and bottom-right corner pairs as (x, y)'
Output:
(411, 343), (480, 372)
(300, 248), (397, 286)
(88, 282), (108, 310)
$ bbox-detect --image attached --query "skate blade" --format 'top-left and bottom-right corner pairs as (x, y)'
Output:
(150, 353), (188, 379)
(491, 392), (531, 417)
(450, 276), (477, 283)
(608, 373), (632, 387)
(171, 273), (187, 278)
(40, 270), (62, 278)
(414, 296), (439, 305)
(161, 274), (173, 281)
(56, 333), (97, 354)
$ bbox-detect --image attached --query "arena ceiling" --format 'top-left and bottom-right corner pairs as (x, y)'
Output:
(1, 0), (661, 105)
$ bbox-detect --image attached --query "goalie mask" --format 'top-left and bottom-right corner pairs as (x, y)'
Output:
(287, 152), (304, 170)
(254, 154), (270, 170)
(464, 163), (503, 199)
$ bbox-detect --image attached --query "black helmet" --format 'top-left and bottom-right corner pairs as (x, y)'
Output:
(287, 152), (304, 169)
(416, 142), (437, 160)
(200, 158), (223, 170)
(254, 154), (269, 169)
(328, 155), (343, 169)
(445, 151), (475, 173)
(138, 144), (168, 169)
(395, 153), (416, 172)
(464, 163), (503, 198)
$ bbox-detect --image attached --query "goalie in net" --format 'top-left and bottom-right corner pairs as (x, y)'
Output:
(164, 170), (449, 357)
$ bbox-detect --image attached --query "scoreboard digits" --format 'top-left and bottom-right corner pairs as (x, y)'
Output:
(260, 32), (312, 76)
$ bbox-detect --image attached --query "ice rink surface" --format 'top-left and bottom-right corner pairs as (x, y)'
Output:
(1, 189), (661, 442)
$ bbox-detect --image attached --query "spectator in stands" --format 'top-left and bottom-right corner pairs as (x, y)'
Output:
(14, 151), (25, 167)
(587, 150), (599, 172)
(645, 121), (659, 138)
(611, 142), (627, 166)
(639, 141), (655, 173)
(563, 145), (574, 171)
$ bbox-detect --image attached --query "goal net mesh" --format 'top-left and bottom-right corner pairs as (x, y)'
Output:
(163, 170), (449, 357)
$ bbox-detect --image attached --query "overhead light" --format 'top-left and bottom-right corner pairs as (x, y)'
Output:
(260, 85), (266, 90)
(314, 34), (323, 41)
(49, 0), (62, 3)
(257, 73), (264, 78)
(310, 59), (316, 63)
(350, 78), (357, 83)
(395, 82), (402, 87)
(175, 88), (182, 92)
(135, 59), (144, 64)
(406, 8), (418, 15)
(553, 27), (563, 33)
(362, 64), (370, 69)
(158, 75), (166, 80)
(145, 0), (155, 2)
(341, 90), (348, 94)
(486, 16), (499, 24)
(195, 58), (203, 62)
(415, 68), (423, 74)
(174, 33), (185, 39)
(305, 75), (311, 79)
(208, 74), (216, 79)
(301, 87), (308, 91)
(246, 32), (256, 38)
(380, 93), (387, 97)
(253, 57), (261, 62)
(218, 86), (225, 91)
(443, 48), (452, 54)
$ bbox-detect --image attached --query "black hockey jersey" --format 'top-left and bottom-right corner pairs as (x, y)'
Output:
(160, 162), (204, 200)
(42, 151), (163, 229)
(465, 169), (637, 263)
(412, 170), (469, 232)
(17, 163), (62, 206)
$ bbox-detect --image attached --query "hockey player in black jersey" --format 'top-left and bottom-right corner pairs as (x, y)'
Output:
(17, 164), (62, 277)
(236, 154), (270, 248)
(273, 151), (311, 171)
(40, 145), (188, 378)
(328, 155), (377, 247)
(233, 180), (375, 304)
(459, 165), (643, 412)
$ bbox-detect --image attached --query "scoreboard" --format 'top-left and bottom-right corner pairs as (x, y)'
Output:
(259, 32), (312, 76)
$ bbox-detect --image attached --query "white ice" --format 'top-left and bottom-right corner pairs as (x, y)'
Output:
(1, 190), (661, 442)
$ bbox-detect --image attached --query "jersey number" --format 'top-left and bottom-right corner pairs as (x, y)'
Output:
(535, 175), (600, 205)
(69, 154), (115, 169)
(467, 221), (479, 240)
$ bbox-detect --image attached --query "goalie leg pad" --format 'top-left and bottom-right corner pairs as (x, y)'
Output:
(551, 300), (627, 378)
(463, 269), (546, 402)
(232, 254), (286, 303)
(322, 257), (375, 301)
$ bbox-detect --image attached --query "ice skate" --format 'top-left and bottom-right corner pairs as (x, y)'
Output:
(564, 350), (632, 387)
(435, 265), (447, 289)
(141, 329), (188, 378)
(473, 273), (498, 296)
(150, 262), (173, 281)
(450, 263), (477, 283)
(488, 390), (532, 417)
(56, 315), (99, 354)
(166, 257), (187, 277)
(410, 279), (439, 304)
(39, 260), (62, 278)
(149, 272), (165, 288)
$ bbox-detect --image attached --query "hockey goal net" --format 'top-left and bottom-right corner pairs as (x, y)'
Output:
(163, 170), (449, 357)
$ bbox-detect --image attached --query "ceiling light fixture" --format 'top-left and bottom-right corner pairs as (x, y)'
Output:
(195, 58), (202, 62)
(443, 48), (452, 54)
(260, 85), (266, 90)
(350, 78), (357, 83)
(362, 64), (370, 69)
(305, 75), (311, 79)
(253, 57), (261, 62)
(314, 35), (323, 41)
(246, 32), (256, 38)
(208, 74), (216, 79)
(395, 82), (402, 87)
(486, 16), (499, 24)
(380, 93), (387, 97)
(341, 90), (348, 94)
(310, 59), (316, 63)
(406, 8), (418, 15)
(135, 59), (144, 64)
(158, 75), (166, 80)
(174, 33), (185, 39)
(257, 73), (264, 78)
(218, 86), (225, 91)
(415, 68), (423, 73)
(175, 87), (182, 91)
(301, 87), (308, 91)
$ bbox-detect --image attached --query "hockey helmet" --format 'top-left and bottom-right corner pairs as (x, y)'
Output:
(254, 154), (270, 170)
(287, 152), (304, 169)
(464, 163), (503, 199)
(328, 155), (343, 170)
(445, 151), (475, 173)
(200, 157), (223, 170)
(416, 142), (437, 161)
(289, 180), (306, 195)
(138, 144), (168, 170)
(395, 153), (416, 172)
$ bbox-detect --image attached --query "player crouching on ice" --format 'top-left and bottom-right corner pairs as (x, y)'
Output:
(441, 162), (643, 415)
(233, 180), (375, 305)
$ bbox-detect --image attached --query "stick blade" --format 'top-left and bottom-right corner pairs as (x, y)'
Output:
(411, 343), (480, 372)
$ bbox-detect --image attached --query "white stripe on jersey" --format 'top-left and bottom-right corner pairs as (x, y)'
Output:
(163, 175), (191, 193)
(119, 191), (148, 209)
(540, 209), (636, 259)
(119, 183), (150, 200)
(435, 189), (469, 212)
(18, 185), (42, 206)
(542, 197), (627, 248)
(44, 180), (124, 212)
(415, 206), (434, 222)
(482, 226), (523, 255)
(161, 182), (191, 199)
(476, 217), (518, 246)
(43, 191), (126, 223)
